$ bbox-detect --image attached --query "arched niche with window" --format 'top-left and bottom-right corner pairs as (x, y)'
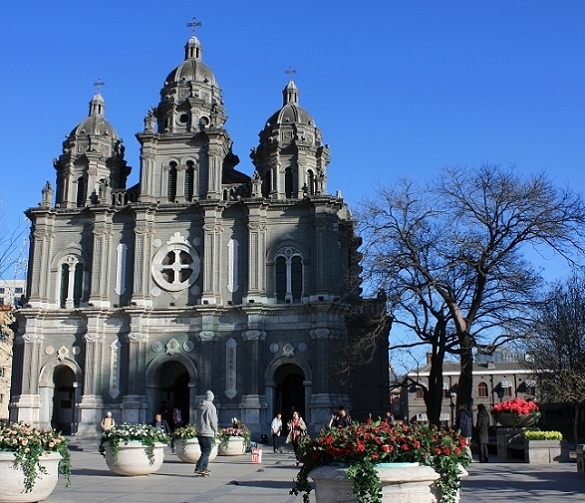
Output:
(274, 247), (304, 303)
(76, 176), (86, 207)
(184, 160), (196, 200)
(167, 161), (178, 202)
(59, 255), (86, 308)
(477, 382), (488, 398)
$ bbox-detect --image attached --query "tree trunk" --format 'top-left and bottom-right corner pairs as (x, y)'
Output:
(424, 347), (445, 426)
(457, 333), (474, 410)
(574, 403), (580, 447)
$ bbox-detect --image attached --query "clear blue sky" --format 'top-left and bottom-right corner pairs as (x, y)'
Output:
(1, 0), (584, 284)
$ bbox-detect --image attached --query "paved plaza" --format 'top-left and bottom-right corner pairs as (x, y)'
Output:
(42, 446), (583, 503)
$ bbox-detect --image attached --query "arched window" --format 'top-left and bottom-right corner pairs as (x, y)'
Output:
(167, 162), (177, 202)
(185, 161), (195, 201)
(285, 167), (293, 198)
(76, 177), (86, 207)
(477, 382), (488, 398)
(274, 247), (303, 303)
(262, 171), (271, 198)
(307, 170), (315, 195)
(59, 256), (84, 308)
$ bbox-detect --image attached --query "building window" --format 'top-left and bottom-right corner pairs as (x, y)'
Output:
(0, 368), (4, 377)
(416, 387), (424, 399)
(285, 167), (293, 198)
(504, 387), (512, 397)
(185, 160), (195, 200)
(477, 382), (488, 397)
(0, 288), (4, 294)
(14, 287), (23, 294)
(59, 256), (85, 308)
(76, 177), (86, 207)
(0, 298), (4, 306)
(151, 233), (200, 293)
(167, 162), (177, 202)
(274, 247), (303, 302)
(0, 394), (3, 404)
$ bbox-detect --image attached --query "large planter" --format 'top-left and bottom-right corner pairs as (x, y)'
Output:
(525, 439), (569, 463)
(493, 412), (539, 427)
(0, 451), (61, 503)
(309, 462), (467, 503)
(218, 436), (246, 456)
(173, 438), (218, 463)
(103, 440), (166, 476)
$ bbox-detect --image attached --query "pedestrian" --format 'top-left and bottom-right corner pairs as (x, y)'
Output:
(456, 403), (473, 462)
(332, 406), (352, 428)
(173, 406), (183, 430)
(286, 410), (307, 459)
(151, 413), (171, 434)
(271, 412), (283, 453)
(476, 403), (490, 463)
(100, 411), (115, 431)
(194, 390), (218, 476)
(383, 410), (395, 424)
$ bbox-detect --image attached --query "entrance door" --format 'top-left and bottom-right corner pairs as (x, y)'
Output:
(154, 361), (189, 428)
(52, 365), (75, 434)
(274, 363), (305, 427)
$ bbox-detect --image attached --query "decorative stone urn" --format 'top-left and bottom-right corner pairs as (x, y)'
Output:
(218, 436), (246, 456)
(309, 462), (467, 503)
(494, 412), (539, 427)
(0, 451), (61, 503)
(173, 438), (218, 463)
(103, 441), (166, 476)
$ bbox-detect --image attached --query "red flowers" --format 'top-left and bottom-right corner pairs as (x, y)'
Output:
(492, 398), (539, 415)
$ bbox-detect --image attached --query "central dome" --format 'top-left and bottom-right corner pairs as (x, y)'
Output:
(164, 36), (217, 88)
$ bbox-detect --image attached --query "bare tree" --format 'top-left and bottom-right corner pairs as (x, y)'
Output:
(357, 165), (585, 424)
(0, 198), (28, 280)
(524, 274), (585, 444)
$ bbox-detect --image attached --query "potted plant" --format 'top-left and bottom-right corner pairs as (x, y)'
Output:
(216, 418), (251, 455)
(522, 430), (569, 463)
(99, 422), (169, 476)
(291, 419), (469, 503)
(0, 421), (71, 502)
(172, 424), (218, 463)
(491, 398), (541, 427)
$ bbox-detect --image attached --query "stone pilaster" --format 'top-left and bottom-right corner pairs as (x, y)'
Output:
(130, 210), (154, 307)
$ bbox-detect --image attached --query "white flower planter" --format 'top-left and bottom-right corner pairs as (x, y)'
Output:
(0, 451), (61, 503)
(218, 436), (246, 456)
(310, 462), (467, 503)
(173, 438), (218, 463)
(103, 440), (166, 476)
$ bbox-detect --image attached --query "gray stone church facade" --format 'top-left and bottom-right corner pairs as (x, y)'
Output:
(10, 33), (389, 437)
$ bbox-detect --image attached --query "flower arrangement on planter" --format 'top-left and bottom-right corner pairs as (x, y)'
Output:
(523, 430), (563, 441)
(0, 421), (72, 493)
(291, 419), (469, 503)
(172, 424), (200, 449)
(216, 418), (251, 452)
(491, 398), (541, 427)
(99, 422), (169, 465)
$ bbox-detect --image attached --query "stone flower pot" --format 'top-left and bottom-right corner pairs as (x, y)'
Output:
(309, 462), (467, 503)
(217, 436), (246, 456)
(0, 451), (62, 503)
(103, 440), (166, 476)
(494, 412), (539, 427)
(173, 438), (218, 463)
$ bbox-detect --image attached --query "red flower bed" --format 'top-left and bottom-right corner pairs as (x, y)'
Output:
(492, 398), (539, 415)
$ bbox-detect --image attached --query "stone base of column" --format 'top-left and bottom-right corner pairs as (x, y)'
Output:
(121, 394), (148, 423)
(310, 393), (337, 431)
(239, 394), (265, 436)
(76, 395), (105, 436)
(9, 394), (40, 425)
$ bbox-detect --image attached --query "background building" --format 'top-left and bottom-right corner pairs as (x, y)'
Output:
(10, 32), (389, 436)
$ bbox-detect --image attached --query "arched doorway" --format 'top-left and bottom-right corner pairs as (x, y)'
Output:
(274, 363), (305, 424)
(153, 361), (189, 429)
(52, 365), (75, 434)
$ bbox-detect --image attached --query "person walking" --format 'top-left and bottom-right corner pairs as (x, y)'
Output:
(271, 412), (283, 453)
(476, 403), (490, 463)
(194, 390), (218, 476)
(332, 406), (352, 428)
(456, 403), (473, 462)
(286, 410), (307, 459)
(151, 413), (171, 434)
(100, 411), (115, 431)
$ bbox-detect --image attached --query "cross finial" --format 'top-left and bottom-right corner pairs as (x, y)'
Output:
(285, 66), (297, 81)
(187, 17), (202, 36)
(94, 78), (105, 94)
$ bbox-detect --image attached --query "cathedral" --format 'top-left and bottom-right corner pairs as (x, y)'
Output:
(10, 31), (389, 437)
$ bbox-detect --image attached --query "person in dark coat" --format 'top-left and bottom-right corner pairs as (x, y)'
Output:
(476, 403), (490, 462)
(456, 403), (473, 462)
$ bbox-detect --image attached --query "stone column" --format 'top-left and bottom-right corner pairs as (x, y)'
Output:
(77, 322), (105, 436)
(89, 211), (113, 308)
(122, 324), (149, 424)
(201, 208), (222, 304)
(240, 327), (266, 436)
(245, 205), (267, 301)
(130, 211), (154, 307)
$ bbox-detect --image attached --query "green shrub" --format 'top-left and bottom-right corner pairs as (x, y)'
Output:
(522, 430), (563, 441)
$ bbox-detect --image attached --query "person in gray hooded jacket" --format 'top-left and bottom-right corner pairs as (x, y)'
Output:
(194, 390), (218, 474)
